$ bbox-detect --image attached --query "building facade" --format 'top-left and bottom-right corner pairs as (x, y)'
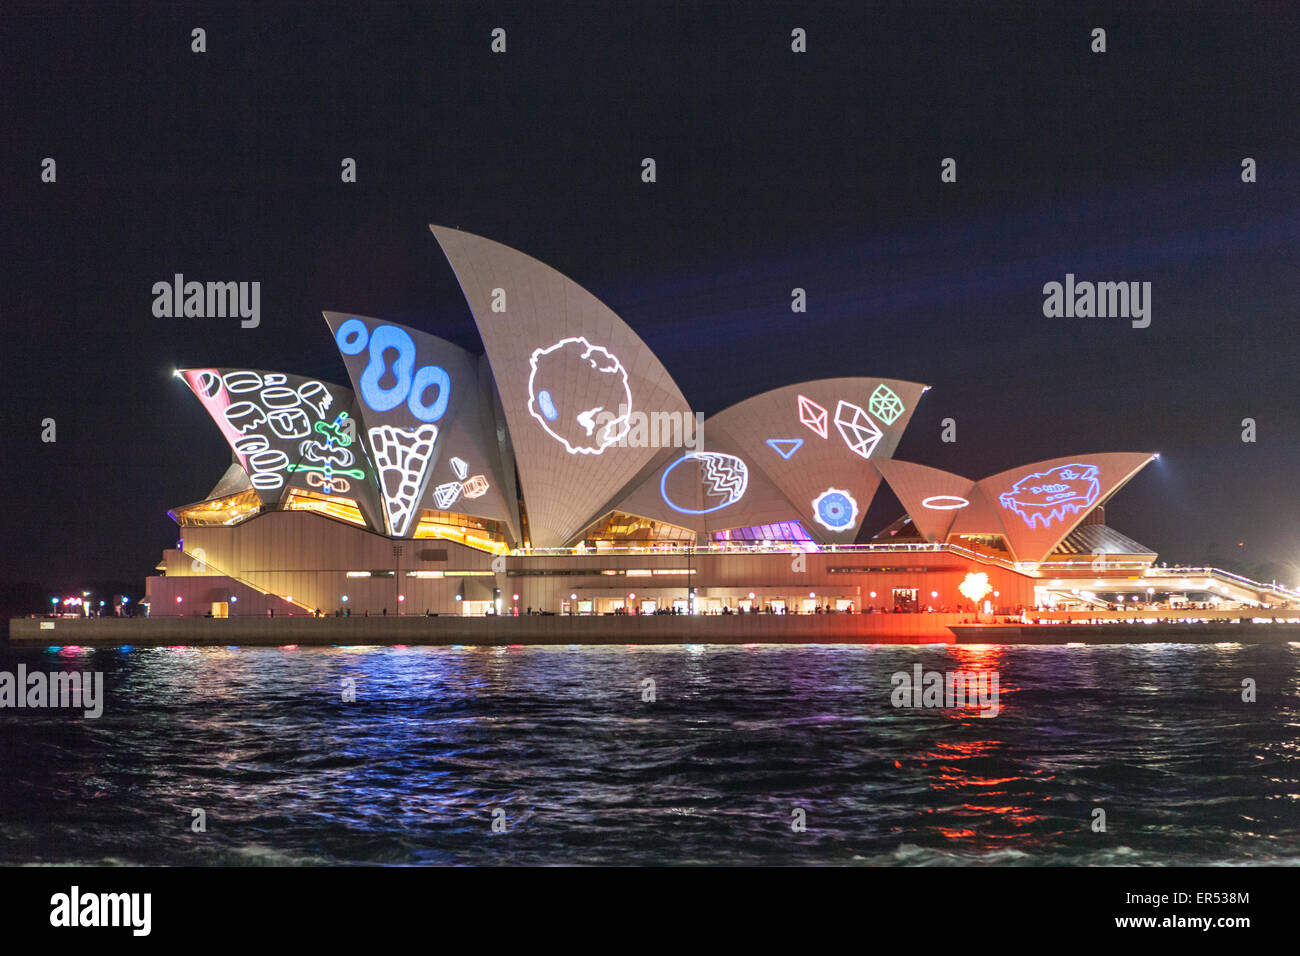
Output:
(147, 226), (1160, 619)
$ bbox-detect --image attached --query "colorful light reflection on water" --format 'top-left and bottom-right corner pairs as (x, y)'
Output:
(1, 642), (1298, 865)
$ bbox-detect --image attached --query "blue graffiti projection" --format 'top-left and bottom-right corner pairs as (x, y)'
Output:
(998, 463), (1100, 529)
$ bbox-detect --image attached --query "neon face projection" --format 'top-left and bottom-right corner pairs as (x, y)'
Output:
(527, 337), (632, 455)
(998, 463), (1101, 529)
(288, 412), (363, 494)
(659, 452), (750, 515)
(812, 487), (859, 532)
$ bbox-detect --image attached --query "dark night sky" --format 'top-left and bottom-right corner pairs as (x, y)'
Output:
(4, 1), (1300, 595)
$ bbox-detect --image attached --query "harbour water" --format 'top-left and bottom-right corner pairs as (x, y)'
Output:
(2, 640), (1298, 865)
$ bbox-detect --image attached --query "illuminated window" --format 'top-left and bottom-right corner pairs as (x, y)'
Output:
(952, 534), (1009, 554)
(713, 521), (812, 545)
(575, 512), (695, 545)
(412, 509), (508, 554)
(170, 490), (261, 527)
(283, 489), (367, 528)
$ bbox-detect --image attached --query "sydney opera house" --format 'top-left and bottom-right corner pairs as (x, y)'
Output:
(146, 226), (1168, 620)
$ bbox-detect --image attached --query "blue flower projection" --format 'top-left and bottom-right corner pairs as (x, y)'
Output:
(812, 487), (859, 532)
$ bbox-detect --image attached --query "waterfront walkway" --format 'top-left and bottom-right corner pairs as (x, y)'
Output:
(10, 610), (1300, 647)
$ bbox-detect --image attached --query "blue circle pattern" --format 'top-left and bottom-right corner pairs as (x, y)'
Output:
(338, 319), (452, 423)
(335, 318), (369, 355)
(817, 492), (854, 529)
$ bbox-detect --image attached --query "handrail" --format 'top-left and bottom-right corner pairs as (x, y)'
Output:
(508, 544), (1300, 599)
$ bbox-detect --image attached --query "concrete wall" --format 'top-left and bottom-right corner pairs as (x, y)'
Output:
(149, 510), (1040, 619)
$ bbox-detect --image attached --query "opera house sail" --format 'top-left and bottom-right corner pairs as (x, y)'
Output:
(150, 226), (1160, 621)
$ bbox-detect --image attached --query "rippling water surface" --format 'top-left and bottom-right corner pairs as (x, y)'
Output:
(2, 641), (1298, 865)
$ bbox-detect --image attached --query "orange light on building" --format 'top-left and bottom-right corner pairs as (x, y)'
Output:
(958, 572), (993, 604)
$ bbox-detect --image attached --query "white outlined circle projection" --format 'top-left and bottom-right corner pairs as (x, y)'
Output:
(921, 495), (970, 510)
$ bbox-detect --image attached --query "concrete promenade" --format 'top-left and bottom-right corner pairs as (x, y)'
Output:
(952, 622), (1300, 644)
(7, 613), (962, 647)
(10, 611), (1300, 647)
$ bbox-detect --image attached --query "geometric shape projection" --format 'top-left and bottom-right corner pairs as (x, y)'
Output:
(461, 475), (489, 499)
(833, 400), (884, 459)
(449, 457), (469, 480)
(765, 438), (804, 460)
(702, 379), (923, 544)
(922, 495), (969, 510)
(433, 481), (463, 510)
(868, 384), (905, 425)
(798, 394), (829, 439)
(369, 424), (439, 537)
